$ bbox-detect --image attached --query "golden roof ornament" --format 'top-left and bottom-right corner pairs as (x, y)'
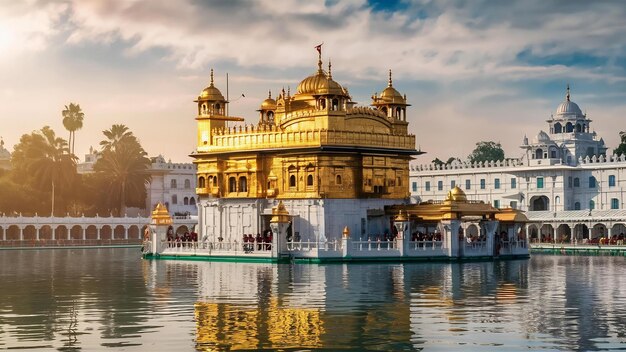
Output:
(151, 202), (172, 225)
(342, 226), (350, 239)
(328, 59), (332, 79)
(388, 69), (393, 87)
(210, 68), (214, 87)
(394, 209), (408, 222)
(566, 83), (570, 101)
(445, 186), (468, 203)
(270, 201), (290, 223)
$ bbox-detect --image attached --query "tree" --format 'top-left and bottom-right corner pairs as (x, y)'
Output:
(11, 126), (78, 215)
(62, 103), (85, 155)
(99, 124), (133, 152)
(94, 126), (151, 216)
(468, 141), (505, 163)
(614, 132), (626, 156)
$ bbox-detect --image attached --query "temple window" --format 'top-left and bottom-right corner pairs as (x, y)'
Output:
(566, 122), (573, 133)
(171, 179), (177, 189)
(332, 98), (339, 111)
(381, 107), (388, 116)
(183, 197), (189, 205)
(554, 123), (562, 133)
(172, 195), (178, 205)
(184, 179), (191, 189)
(319, 99), (326, 110)
(535, 149), (543, 160)
(574, 177), (580, 187)
(289, 175), (296, 188)
(396, 107), (401, 119)
(336, 175), (342, 185)
(190, 197), (196, 206)
(307, 174), (314, 187)
(228, 177), (237, 193)
(198, 176), (206, 188)
(576, 123), (582, 132)
(239, 176), (248, 192)
(609, 175), (616, 187)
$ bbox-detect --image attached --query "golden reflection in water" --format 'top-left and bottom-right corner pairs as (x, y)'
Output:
(495, 283), (518, 304)
(195, 298), (324, 351)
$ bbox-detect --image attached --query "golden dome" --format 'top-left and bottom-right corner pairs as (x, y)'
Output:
(375, 70), (406, 104)
(445, 186), (467, 202)
(296, 59), (345, 96)
(260, 90), (277, 109)
(151, 202), (172, 225)
(198, 69), (225, 101)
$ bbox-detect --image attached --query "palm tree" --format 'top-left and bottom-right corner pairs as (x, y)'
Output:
(25, 127), (77, 215)
(99, 124), (133, 152)
(62, 103), (85, 155)
(94, 127), (151, 216)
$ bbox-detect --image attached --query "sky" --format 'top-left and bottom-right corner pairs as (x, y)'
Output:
(1, 0), (625, 163)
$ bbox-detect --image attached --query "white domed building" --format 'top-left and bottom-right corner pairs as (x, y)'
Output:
(410, 86), (626, 244)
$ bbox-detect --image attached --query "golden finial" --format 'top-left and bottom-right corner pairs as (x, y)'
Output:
(566, 83), (570, 101)
(268, 90), (272, 99)
(388, 69), (393, 87)
(328, 58), (332, 79)
(315, 43), (323, 73)
(210, 68), (214, 87)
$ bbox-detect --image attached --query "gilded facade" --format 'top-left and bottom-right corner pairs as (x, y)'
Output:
(191, 51), (420, 241)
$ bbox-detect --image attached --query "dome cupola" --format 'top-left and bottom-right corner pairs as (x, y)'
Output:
(296, 57), (345, 96)
(555, 85), (583, 117)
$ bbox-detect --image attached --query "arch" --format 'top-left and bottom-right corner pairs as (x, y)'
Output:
(238, 176), (247, 192)
(319, 98), (326, 109)
(172, 194), (178, 205)
(289, 175), (296, 188)
(23, 225), (36, 240)
(208, 175), (214, 186)
(190, 197), (196, 206)
(611, 223), (626, 238)
(183, 197), (189, 205)
(556, 224), (571, 243)
(198, 176), (206, 188)
(70, 225), (83, 240)
(176, 225), (189, 235)
(128, 225), (140, 239)
(332, 98), (339, 111)
(184, 179), (191, 189)
(100, 225), (112, 240)
(550, 148), (557, 159)
(215, 103), (221, 112)
(576, 123), (582, 132)
(589, 176), (596, 188)
(591, 223), (607, 239)
(114, 225), (126, 239)
(574, 224), (589, 241)
(540, 224), (555, 243)
(565, 122), (574, 132)
(555, 196), (560, 205)
(554, 122), (562, 133)
(267, 111), (274, 122)
(229, 176), (237, 192)
(7, 225), (20, 240)
(85, 225), (98, 240)
(535, 148), (543, 159)
(381, 106), (388, 116)
(466, 224), (479, 239)
(39, 225), (53, 240)
(171, 179), (177, 189)
(307, 174), (314, 187)
(336, 174), (342, 185)
(55, 225), (68, 240)
(396, 107), (402, 119)
(529, 195), (549, 211)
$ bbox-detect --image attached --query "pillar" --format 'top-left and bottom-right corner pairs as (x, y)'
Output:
(97, 227), (101, 240)
(124, 226), (129, 240)
(35, 226), (40, 241)
(342, 226), (351, 258)
(19, 226), (24, 241)
(441, 219), (461, 258)
(482, 220), (499, 256)
(82, 225), (86, 240)
(393, 210), (409, 257)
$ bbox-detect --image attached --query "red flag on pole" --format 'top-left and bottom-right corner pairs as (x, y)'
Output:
(315, 43), (323, 55)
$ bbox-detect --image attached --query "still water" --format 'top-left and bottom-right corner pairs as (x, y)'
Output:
(1, 248), (626, 351)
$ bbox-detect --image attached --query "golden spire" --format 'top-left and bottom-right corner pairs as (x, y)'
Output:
(268, 90), (272, 99)
(566, 83), (570, 101)
(210, 68), (214, 87)
(388, 69), (393, 87)
(316, 44), (323, 73)
(328, 58), (332, 79)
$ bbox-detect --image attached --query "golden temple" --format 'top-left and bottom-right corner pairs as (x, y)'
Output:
(191, 51), (420, 201)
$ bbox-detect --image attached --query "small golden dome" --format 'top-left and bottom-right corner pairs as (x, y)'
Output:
(260, 90), (277, 109)
(198, 69), (226, 101)
(376, 69), (406, 104)
(446, 186), (467, 202)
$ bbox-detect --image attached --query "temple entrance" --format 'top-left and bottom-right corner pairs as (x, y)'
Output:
(530, 196), (549, 211)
